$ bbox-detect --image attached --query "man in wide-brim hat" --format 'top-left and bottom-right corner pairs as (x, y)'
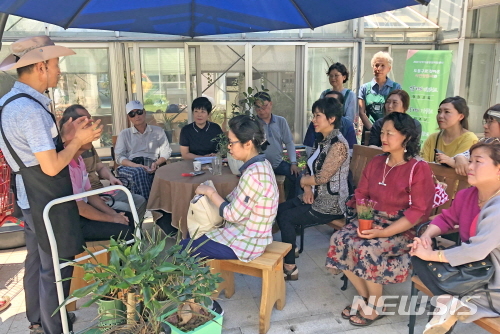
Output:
(0, 35), (102, 334)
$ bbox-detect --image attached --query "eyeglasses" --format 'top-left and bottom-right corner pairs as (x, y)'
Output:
(228, 140), (241, 147)
(128, 109), (144, 118)
(482, 118), (498, 125)
(254, 103), (270, 111)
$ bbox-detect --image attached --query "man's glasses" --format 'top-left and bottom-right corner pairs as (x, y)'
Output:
(254, 103), (270, 111)
(128, 109), (144, 118)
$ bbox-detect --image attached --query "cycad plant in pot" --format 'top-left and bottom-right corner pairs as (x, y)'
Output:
(356, 199), (377, 232)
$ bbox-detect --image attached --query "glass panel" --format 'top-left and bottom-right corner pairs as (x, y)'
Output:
(198, 45), (245, 131)
(138, 47), (188, 149)
(465, 43), (496, 134)
(438, 0), (462, 34)
(437, 43), (458, 98)
(306, 46), (353, 111)
(301, 21), (352, 38)
(427, 0), (441, 23)
(472, 6), (500, 38)
(54, 48), (113, 148)
(3, 15), (45, 38)
(252, 45), (297, 140)
(364, 13), (403, 28)
(391, 8), (438, 28)
(405, 31), (435, 42)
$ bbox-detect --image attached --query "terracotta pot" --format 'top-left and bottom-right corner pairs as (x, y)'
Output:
(358, 219), (374, 232)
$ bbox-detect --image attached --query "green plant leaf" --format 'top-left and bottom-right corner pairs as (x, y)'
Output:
(71, 281), (100, 298)
(156, 263), (180, 273)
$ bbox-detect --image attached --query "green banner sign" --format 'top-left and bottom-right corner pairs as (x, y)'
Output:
(403, 50), (453, 143)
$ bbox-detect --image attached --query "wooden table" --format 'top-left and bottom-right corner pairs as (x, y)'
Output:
(147, 160), (239, 238)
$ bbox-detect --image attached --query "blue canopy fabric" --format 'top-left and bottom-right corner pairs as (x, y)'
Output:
(0, 0), (422, 37)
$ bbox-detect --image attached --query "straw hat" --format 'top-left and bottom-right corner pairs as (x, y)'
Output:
(0, 36), (75, 71)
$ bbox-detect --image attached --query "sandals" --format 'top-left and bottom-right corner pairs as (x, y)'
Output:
(341, 296), (368, 319)
(423, 297), (471, 334)
(0, 296), (10, 312)
(348, 302), (386, 327)
(283, 265), (298, 281)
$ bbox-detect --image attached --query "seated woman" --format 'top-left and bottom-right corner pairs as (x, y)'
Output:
(453, 104), (500, 175)
(278, 98), (349, 280)
(326, 112), (435, 326)
(303, 92), (356, 155)
(411, 138), (500, 334)
(368, 89), (421, 147)
(421, 96), (478, 165)
(180, 115), (278, 262)
(179, 97), (223, 160)
(59, 114), (134, 242)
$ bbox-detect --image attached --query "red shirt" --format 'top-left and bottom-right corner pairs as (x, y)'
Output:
(348, 155), (435, 224)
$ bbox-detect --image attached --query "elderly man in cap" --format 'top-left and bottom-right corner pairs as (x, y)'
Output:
(115, 100), (171, 200)
(0, 36), (102, 334)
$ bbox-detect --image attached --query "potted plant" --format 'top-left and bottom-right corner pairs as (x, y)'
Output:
(356, 199), (377, 232)
(58, 229), (224, 334)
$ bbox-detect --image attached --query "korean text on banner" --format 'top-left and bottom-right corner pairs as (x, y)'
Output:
(403, 50), (453, 143)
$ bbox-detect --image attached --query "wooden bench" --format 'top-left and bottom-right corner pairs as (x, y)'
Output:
(67, 241), (111, 312)
(410, 276), (500, 334)
(209, 241), (292, 334)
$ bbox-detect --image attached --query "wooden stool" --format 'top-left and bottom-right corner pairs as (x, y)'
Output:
(275, 175), (286, 204)
(67, 241), (111, 311)
(210, 241), (292, 334)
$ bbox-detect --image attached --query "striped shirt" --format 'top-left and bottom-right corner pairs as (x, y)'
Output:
(206, 155), (279, 262)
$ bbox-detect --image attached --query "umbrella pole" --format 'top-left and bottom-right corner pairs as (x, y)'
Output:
(0, 13), (8, 52)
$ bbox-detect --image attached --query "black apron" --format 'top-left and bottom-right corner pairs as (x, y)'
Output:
(0, 93), (84, 258)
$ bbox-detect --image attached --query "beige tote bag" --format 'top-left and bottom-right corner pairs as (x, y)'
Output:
(187, 180), (224, 240)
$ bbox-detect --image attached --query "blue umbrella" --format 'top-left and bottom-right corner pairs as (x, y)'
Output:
(0, 0), (428, 37)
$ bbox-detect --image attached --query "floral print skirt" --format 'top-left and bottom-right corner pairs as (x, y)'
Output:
(325, 211), (415, 285)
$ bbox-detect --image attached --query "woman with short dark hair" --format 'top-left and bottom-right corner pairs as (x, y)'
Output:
(327, 112), (435, 327)
(179, 96), (223, 160)
(319, 62), (357, 124)
(368, 89), (422, 147)
(278, 98), (350, 280)
(180, 115), (278, 262)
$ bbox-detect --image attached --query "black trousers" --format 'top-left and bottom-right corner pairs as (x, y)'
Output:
(411, 256), (448, 295)
(23, 209), (74, 334)
(276, 197), (342, 265)
(24, 208), (135, 334)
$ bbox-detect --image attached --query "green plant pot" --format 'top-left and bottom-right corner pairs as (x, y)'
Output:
(161, 309), (223, 334)
(97, 298), (126, 330)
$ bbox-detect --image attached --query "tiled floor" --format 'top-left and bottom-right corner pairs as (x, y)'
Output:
(0, 222), (489, 334)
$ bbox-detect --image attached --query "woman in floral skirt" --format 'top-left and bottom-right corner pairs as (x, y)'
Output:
(326, 112), (435, 327)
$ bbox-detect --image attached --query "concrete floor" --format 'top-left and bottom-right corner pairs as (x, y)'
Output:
(0, 220), (489, 334)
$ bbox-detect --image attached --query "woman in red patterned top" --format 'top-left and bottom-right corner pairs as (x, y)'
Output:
(326, 112), (435, 327)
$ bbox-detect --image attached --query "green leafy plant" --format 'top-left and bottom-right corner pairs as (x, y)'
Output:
(177, 119), (189, 129)
(231, 86), (269, 117)
(211, 133), (229, 158)
(356, 199), (377, 220)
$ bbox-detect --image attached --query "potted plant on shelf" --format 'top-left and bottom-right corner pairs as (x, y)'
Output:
(356, 199), (377, 232)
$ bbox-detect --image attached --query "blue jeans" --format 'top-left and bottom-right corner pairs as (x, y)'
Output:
(273, 160), (299, 199)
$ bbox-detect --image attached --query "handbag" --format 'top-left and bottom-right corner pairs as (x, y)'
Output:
(409, 160), (449, 208)
(187, 180), (224, 240)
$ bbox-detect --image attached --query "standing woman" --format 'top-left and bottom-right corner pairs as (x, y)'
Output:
(326, 112), (434, 327)
(319, 62), (357, 124)
(181, 115), (278, 262)
(278, 98), (349, 280)
(421, 96), (478, 164)
(179, 96), (223, 159)
(358, 51), (401, 130)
